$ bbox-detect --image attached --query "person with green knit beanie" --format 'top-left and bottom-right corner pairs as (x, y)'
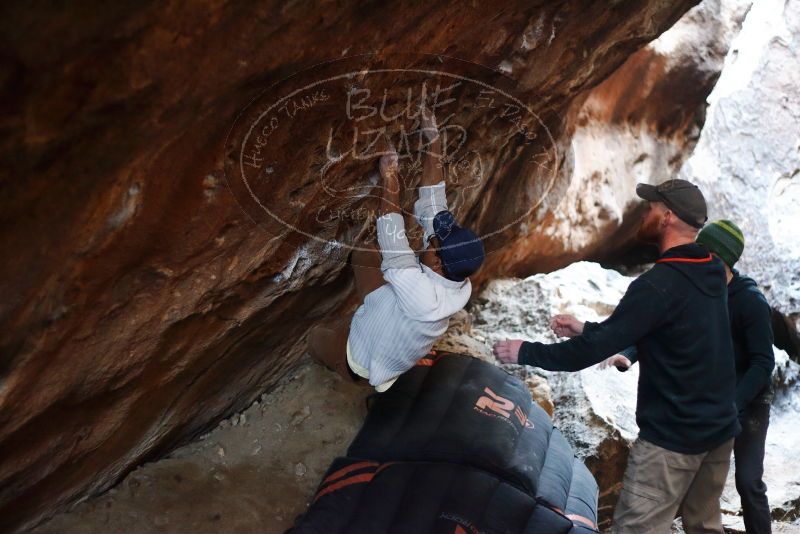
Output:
(699, 218), (774, 533)
(696, 219), (745, 268)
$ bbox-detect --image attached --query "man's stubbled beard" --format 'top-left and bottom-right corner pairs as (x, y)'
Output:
(637, 211), (663, 243)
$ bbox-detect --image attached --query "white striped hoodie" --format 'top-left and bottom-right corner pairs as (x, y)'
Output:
(347, 182), (472, 387)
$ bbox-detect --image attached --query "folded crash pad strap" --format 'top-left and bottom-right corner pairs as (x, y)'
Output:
(312, 460), (403, 503)
(567, 514), (599, 530)
(547, 506), (599, 531)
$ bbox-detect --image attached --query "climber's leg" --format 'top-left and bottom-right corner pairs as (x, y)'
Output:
(308, 315), (361, 383)
(309, 243), (384, 385)
(351, 244), (385, 302)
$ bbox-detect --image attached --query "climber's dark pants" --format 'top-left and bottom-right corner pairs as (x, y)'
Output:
(735, 402), (771, 534)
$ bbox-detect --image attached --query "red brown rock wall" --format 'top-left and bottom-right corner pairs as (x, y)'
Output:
(0, 1), (698, 530)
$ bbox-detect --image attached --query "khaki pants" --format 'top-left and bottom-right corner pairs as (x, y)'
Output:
(612, 437), (734, 534)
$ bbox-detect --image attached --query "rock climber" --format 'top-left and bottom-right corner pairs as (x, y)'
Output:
(600, 219), (775, 534)
(493, 179), (740, 534)
(308, 106), (485, 392)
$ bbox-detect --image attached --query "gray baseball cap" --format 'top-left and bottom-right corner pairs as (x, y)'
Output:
(636, 179), (708, 229)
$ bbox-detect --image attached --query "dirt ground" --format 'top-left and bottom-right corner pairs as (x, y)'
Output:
(32, 360), (369, 534)
(31, 357), (800, 534)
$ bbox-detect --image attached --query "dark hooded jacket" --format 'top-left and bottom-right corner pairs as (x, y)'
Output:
(728, 270), (775, 410)
(622, 270), (777, 412)
(519, 243), (740, 454)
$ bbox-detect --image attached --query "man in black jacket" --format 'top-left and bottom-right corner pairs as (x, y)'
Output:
(601, 219), (776, 533)
(494, 180), (740, 534)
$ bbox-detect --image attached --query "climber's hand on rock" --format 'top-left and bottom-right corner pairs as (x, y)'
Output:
(419, 103), (439, 143)
(550, 314), (584, 338)
(493, 339), (523, 364)
(379, 149), (400, 194)
(597, 354), (632, 371)
(379, 147), (401, 216)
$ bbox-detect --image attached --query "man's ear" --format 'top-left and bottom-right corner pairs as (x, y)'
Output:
(662, 209), (672, 229)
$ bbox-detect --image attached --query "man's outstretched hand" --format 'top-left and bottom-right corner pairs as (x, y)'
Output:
(550, 314), (584, 338)
(493, 339), (524, 364)
(597, 354), (632, 371)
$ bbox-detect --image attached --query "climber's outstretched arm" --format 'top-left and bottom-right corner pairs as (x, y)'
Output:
(414, 105), (448, 247)
(379, 150), (400, 217)
(419, 104), (445, 188)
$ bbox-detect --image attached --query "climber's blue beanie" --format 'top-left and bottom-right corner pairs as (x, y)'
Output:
(432, 210), (485, 282)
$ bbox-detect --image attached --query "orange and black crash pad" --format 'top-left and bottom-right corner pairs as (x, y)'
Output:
(288, 352), (600, 534)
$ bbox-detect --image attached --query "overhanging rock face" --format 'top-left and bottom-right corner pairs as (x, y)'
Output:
(679, 0), (800, 323)
(479, 0), (752, 276)
(0, 1), (703, 530)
